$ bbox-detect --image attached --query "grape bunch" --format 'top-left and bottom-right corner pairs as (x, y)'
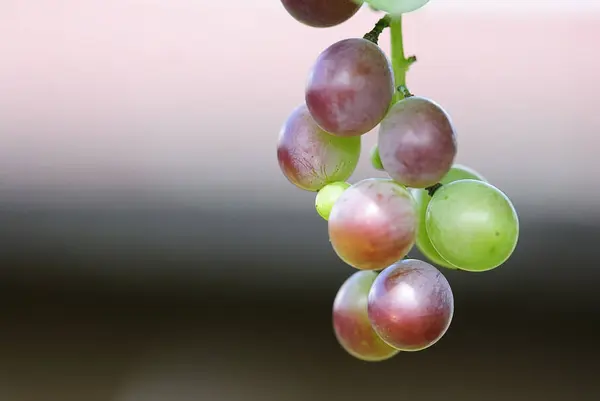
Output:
(276, 1), (519, 361)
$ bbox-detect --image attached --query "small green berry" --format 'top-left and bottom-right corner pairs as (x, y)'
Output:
(315, 182), (351, 221)
(370, 144), (384, 171)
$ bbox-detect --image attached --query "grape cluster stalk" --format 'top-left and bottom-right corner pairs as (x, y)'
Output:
(276, 1), (519, 361)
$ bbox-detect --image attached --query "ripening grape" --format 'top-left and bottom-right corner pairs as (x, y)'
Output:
(367, 259), (454, 351)
(426, 180), (519, 272)
(328, 178), (417, 270)
(277, 104), (361, 192)
(370, 144), (384, 171)
(359, 0), (430, 15)
(411, 165), (487, 269)
(306, 38), (395, 137)
(281, 0), (362, 28)
(378, 96), (457, 188)
(333, 271), (400, 361)
(315, 181), (350, 221)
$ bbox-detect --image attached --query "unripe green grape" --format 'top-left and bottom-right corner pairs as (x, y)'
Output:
(411, 164), (486, 269)
(426, 180), (519, 272)
(355, 0), (430, 15)
(315, 182), (351, 221)
(440, 164), (485, 185)
(370, 144), (384, 171)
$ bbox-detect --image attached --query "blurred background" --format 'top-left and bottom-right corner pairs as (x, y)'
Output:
(1, 1), (599, 400)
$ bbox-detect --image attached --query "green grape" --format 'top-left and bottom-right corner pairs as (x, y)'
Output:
(369, 144), (384, 171)
(316, 182), (351, 221)
(357, 0), (430, 15)
(353, 1), (380, 12)
(411, 165), (486, 269)
(426, 180), (519, 272)
(439, 164), (486, 186)
(412, 189), (456, 269)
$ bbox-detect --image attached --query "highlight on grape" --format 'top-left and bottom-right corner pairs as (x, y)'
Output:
(276, 0), (519, 361)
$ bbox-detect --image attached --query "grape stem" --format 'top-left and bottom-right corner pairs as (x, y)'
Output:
(426, 183), (443, 197)
(389, 15), (441, 199)
(389, 15), (416, 103)
(363, 15), (391, 44)
(397, 84), (413, 98)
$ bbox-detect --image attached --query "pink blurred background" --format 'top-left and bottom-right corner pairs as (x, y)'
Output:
(1, 1), (599, 216)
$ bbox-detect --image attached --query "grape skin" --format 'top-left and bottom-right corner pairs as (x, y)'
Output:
(306, 38), (395, 137)
(411, 165), (487, 269)
(277, 104), (361, 192)
(378, 96), (457, 188)
(426, 179), (519, 272)
(365, 0), (430, 15)
(333, 271), (400, 361)
(328, 178), (417, 271)
(369, 144), (384, 171)
(315, 181), (350, 221)
(281, 0), (362, 28)
(367, 259), (454, 351)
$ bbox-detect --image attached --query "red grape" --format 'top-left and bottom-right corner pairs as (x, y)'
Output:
(367, 259), (454, 351)
(277, 104), (361, 192)
(378, 96), (457, 188)
(328, 178), (417, 270)
(306, 38), (395, 137)
(280, 0), (362, 28)
(333, 271), (400, 361)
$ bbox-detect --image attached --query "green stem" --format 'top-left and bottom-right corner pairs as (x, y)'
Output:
(363, 15), (391, 45)
(389, 15), (416, 103)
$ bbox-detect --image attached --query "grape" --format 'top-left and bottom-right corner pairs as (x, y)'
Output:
(370, 144), (384, 171)
(367, 259), (454, 351)
(333, 271), (400, 361)
(328, 178), (417, 270)
(378, 96), (457, 188)
(315, 181), (351, 221)
(281, 0), (362, 28)
(362, 0), (430, 15)
(306, 38), (395, 137)
(411, 165), (486, 269)
(426, 180), (519, 272)
(277, 104), (361, 192)
(366, 3), (380, 12)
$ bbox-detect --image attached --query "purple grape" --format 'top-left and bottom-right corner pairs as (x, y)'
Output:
(306, 38), (395, 137)
(328, 178), (417, 270)
(367, 259), (454, 351)
(280, 0), (362, 28)
(378, 96), (457, 188)
(277, 104), (361, 192)
(333, 271), (400, 361)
